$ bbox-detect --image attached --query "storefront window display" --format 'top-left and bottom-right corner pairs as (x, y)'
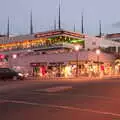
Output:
(64, 65), (72, 78)
(103, 64), (113, 75)
(114, 59), (120, 75)
(30, 63), (47, 77)
(30, 60), (115, 78)
(39, 66), (47, 77)
(47, 62), (64, 78)
(114, 64), (120, 75)
(33, 67), (39, 76)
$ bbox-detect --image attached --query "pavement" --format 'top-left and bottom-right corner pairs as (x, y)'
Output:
(26, 75), (120, 82)
(0, 77), (120, 120)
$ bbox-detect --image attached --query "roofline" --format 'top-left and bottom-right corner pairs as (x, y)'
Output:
(34, 29), (85, 39)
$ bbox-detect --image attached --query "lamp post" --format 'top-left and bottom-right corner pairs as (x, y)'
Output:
(12, 54), (17, 59)
(96, 49), (101, 75)
(9, 54), (17, 68)
(74, 45), (81, 77)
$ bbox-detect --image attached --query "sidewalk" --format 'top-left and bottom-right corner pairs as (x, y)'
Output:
(26, 75), (120, 82)
(0, 75), (120, 86)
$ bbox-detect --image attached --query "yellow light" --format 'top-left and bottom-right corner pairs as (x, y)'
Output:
(64, 65), (72, 78)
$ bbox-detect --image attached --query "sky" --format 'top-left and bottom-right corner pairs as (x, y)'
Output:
(0, 0), (120, 35)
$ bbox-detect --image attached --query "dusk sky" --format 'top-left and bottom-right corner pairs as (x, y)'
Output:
(0, 0), (120, 35)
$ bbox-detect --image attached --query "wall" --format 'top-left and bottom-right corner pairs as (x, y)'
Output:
(8, 51), (115, 72)
(84, 35), (101, 50)
(84, 35), (120, 52)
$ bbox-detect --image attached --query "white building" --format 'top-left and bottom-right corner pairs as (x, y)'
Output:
(0, 30), (118, 74)
(84, 34), (120, 53)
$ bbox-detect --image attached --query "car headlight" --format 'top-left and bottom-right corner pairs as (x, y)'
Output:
(18, 73), (23, 77)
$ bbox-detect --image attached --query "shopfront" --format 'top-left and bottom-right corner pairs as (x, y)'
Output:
(114, 59), (120, 75)
(30, 62), (47, 77)
(8, 50), (115, 78)
(48, 62), (65, 77)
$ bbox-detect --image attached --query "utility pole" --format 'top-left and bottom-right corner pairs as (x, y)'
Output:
(7, 17), (10, 38)
(81, 11), (84, 34)
(74, 24), (76, 32)
(54, 19), (56, 30)
(99, 20), (102, 37)
(58, 0), (61, 30)
(30, 10), (33, 34)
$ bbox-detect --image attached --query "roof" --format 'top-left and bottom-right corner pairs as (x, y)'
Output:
(0, 34), (34, 44)
(34, 30), (85, 39)
(106, 33), (120, 38)
(10, 34), (34, 41)
(0, 35), (6, 37)
(0, 30), (85, 44)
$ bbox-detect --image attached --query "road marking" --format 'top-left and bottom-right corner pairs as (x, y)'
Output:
(1, 99), (120, 117)
(35, 86), (72, 93)
(72, 94), (120, 102)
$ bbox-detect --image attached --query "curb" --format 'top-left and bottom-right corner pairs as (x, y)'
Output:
(26, 76), (120, 81)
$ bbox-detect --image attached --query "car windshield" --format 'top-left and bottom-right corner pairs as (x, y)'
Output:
(9, 68), (16, 72)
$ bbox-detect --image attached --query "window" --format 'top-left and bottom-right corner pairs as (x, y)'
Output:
(92, 42), (96, 45)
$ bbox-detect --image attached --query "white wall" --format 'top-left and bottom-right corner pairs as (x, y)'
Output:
(100, 38), (120, 47)
(84, 35), (101, 50)
(84, 35), (120, 50)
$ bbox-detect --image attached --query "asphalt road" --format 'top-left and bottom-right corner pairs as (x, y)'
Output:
(0, 78), (120, 120)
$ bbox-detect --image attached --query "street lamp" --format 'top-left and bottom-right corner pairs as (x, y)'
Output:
(96, 49), (101, 75)
(12, 54), (17, 59)
(8, 54), (17, 68)
(74, 45), (81, 77)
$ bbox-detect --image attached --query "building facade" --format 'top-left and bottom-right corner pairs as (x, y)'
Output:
(0, 30), (119, 77)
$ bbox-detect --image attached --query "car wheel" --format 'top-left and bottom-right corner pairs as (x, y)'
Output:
(13, 76), (17, 81)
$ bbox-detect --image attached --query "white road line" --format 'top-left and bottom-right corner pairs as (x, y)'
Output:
(1, 99), (120, 117)
(72, 94), (120, 101)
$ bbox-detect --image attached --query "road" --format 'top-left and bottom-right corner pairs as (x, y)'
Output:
(0, 78), (120, 120)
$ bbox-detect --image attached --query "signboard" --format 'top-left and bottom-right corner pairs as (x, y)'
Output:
(69, 61), (85, 65)
(49, 62), (64, 66)
(30, 62), (47, 67)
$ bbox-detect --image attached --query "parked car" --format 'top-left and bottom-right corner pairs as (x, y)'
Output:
(0, 68), (25, 80)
